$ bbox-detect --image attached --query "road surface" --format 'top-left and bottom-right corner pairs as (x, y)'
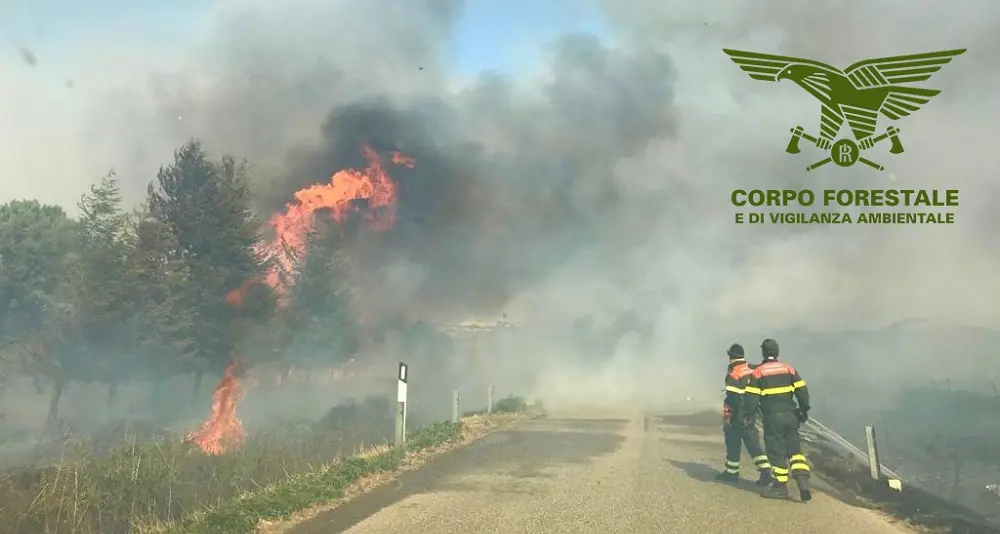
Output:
(287, 409), (913, 534)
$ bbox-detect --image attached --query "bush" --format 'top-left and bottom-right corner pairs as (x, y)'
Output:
(494, 395), (528, 413)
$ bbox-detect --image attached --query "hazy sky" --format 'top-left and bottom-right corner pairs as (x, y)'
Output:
(0, 0), (609, 207)
(2, 0), (607, 74)
(3, 0), (998, 332)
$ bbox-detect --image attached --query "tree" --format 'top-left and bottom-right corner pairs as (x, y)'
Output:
(147, 140), (273, 404)
(123, 210), (197, 420)
(0, 200), (76, 421)
(67, 173), (138, 416)
(0, 200), (75, 339)
(283, 225), (359, 369)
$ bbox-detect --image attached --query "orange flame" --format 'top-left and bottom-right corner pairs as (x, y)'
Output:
(189, 145), (410, 454)
(224, 277), (260, 308)
(186, 359), (245, 455)
(262, 143), (413, 292)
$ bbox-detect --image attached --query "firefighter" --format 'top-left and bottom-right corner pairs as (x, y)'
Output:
(715, 343), (772, 486)
(742, 338), (812, 501)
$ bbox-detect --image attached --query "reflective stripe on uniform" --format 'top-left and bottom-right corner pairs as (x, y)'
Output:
(744, 386), (761, 395)
(757, 382), (806, 396)
(772, 466), (789, 482)
(725, 385), (745, 394)
(790, 453), (811, 472)
(725, 460), (740, 474)
(753, 455), (771, 469)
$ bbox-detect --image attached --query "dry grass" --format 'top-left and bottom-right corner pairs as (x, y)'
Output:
(0, 399), (396, 534)
(0, 394), (535, 534)
(805, 439), (1000, 534)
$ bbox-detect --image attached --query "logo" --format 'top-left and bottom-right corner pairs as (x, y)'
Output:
(723, 48), (965, 172)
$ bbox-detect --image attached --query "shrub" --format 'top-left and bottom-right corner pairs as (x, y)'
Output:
(494, 395), (528, 413)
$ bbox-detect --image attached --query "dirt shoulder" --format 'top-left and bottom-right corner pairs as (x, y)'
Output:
(261, 410), (537, 533)
(806, 433), (1000, 534)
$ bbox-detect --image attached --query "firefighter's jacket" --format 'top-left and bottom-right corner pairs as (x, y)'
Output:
(742, 360), (810, 415)
(723, 359), (753, 421)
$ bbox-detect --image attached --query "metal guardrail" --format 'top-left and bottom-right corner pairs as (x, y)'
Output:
(800, 417), (903, 481)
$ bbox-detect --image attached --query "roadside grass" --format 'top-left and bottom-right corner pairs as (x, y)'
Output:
(805, 438), (1000, 534)
(163, 421), (463, 534)
(0, 395), (532, 534)
(170, 396), (533, 534)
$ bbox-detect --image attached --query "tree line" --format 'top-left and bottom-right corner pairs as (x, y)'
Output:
(0, 140), (359, 423)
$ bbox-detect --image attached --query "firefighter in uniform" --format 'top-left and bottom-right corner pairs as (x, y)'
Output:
(742, 338), (813, 501)
(715, 343), (772, 486)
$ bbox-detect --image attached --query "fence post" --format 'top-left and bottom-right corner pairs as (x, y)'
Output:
(395, 362), (408, 446)
(487, 385), (494, 414)
(864, 425), (881, 480)
(452, 389), (460, 423)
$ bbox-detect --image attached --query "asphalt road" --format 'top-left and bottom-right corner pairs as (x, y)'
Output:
(287, 409), (913, 534)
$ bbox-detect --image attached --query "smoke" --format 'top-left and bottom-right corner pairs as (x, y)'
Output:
(3, 0), (999, 416)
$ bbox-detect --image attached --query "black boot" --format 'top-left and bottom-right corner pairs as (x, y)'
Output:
(755, 470), (772, 487)
(760, 482), (790, 499)
(794, 474), (812, 502)
(714, 471), (739, 483)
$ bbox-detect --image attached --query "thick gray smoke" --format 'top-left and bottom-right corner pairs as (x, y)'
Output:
(6, 0), (1000, 413)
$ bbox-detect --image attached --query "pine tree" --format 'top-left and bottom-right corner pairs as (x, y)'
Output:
(147, 140), (273, 404)
(68, 172), (135, 417)
(285, 224), (359, 368)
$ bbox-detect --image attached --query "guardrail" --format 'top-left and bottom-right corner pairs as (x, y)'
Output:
(801, 417), (903, 482)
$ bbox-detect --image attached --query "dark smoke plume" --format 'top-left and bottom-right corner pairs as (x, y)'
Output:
(253, 32), (681, 319)
(68, 0), (1000, 336)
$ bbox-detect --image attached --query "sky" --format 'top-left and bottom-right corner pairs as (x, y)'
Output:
(0, 0), (609, 207)
(3, 0), (1000, 335)
(2, 0), (607, 94)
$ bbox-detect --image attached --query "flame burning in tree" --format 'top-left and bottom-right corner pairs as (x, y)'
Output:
(188, 144), (413, 455)
(263, 143), (413, 291)
(186, 359), (245, 455)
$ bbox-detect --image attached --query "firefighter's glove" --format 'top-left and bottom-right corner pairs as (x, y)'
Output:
(796, 408), (809, 423)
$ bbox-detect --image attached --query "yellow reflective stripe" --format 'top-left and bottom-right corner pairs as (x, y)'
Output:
(759, 385), (794, 396)
(774, 474), (789, 482)
(744, 386), (762, 395)
(790, 453), (810, 472)
(772, 467), (789, 475)
(753, 455), (769, 463)
(725, 385), (745, 394)
(726, 460), (740, 468)
(792, 380), (806, 389)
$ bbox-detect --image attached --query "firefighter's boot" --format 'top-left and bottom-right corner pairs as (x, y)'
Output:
(755, 469), (773, 487)
(794, 474), (812, 502)
(714, 471), (739, 483)
(760, 482), (790, 499)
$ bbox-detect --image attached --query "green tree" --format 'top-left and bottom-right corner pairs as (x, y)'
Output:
(66, 173), (138, 416)
(283, 225), (359, 369)
(0, 200), (76, 421)
(0, 200), (75, 338)
(147, 140), (273, 404)
(123, 210), (197, 420)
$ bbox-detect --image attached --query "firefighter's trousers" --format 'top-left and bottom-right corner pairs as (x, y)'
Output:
(723, 420), (770, 475)
(761, 410), (811, 483)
